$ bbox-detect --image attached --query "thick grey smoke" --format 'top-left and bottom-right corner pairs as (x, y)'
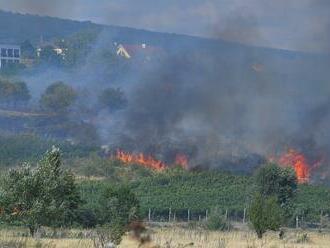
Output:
(111, 48), (330, 169)
(5, 1), (330, 178)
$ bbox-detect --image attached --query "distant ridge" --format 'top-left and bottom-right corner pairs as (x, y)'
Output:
(0, 8), (328, 64)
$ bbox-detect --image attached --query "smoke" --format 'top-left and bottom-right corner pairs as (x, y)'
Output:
(4, 1), (330, 177)
(0, 0), (76, 18)
(2, 0), (330, 52)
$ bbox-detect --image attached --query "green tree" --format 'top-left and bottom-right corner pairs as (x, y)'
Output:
(255, 163), (297, 207)
(40, 81), (77, 113)
(249, 194), (282, 238)
(98, 185), (140, 244)
(98, 87), (127, 112)
(0, 147), (81, 236)
(0, 79), (30, 106)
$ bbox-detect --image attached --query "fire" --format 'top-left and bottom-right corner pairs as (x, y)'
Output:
(116, 150), (166, 171)
(175, 153), (189, 169)
(278, 149), (310, 183)
(115, 150), (189, 171)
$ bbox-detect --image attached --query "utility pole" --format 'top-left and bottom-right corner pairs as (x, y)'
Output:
(205, 209), (208, 221)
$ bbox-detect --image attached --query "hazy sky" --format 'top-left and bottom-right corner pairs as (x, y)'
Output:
(0, 0), (329, 52)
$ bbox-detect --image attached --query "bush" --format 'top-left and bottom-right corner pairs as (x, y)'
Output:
(249, 194), (282, 238)
(206, 208), (231, 231)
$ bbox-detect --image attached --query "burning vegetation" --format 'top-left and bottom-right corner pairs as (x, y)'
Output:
(278, 149), (310, 183)
(272, 149), (322, 184)
(115, 150), (188, 171)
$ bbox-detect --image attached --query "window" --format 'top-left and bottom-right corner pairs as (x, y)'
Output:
(7, 48), (14, 57)
(14, 49), (19, 58)
(7, 49), (13, 57)
(1, 59), (7, 67)
(14, 60), (19, 64)
(1, 48), (7, 57)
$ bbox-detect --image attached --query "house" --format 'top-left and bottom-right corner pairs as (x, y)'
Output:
(116, 43), (164, 60)
(0, 44), (20, 68)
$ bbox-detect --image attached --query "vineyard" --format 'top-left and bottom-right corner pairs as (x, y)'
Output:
(79, 165), (330, 223)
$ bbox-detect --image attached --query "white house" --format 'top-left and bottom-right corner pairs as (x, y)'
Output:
(0, 44), (20, 68)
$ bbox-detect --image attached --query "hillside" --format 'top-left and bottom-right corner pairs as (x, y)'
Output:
(0, 10), (100, 44)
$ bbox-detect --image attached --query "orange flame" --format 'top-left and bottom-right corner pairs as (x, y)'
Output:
(116, 150), (189, 171)
(116, 150), (166, 171)
(278, 149), (310, 183)
(175, 153), (189, 169)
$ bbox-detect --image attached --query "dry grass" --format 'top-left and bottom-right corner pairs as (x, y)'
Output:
(141, 228), (330, 248)
(0, 227), (330, 248)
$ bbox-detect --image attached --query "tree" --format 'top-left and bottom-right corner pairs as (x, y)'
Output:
(40, 81), (77, 113)
(98, 87), (127, 112)
(38, 45), (62, 66)
(98, 185), (140, 244)
(20, 40), (36, 59)
(0, 147), (81, 236)
(249, 194), (282, 239)
(0, 79), (30, 106)
(12, 81), (31, 105)
(253, 163), (297, 228)
(255, 163), (297, 207)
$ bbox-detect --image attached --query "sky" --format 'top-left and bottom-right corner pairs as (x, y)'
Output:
(0, 0), (329, 52)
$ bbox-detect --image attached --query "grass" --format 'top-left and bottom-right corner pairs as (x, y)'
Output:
(1, 226), (330, 247)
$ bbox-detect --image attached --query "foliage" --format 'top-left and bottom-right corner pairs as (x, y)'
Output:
(0, 147), (81, 236)
(78, 161), (330, 224)
(79, 167), (252, 221)
(20, 40), (36, 59)
(98, 87), (127, 112)
(254, 163), (298, 226)
(255, 163), (297, 206)
(60, 28), (100, 67)
(206, 208), (231, 231)
(0, 79), (30, 106)
(40, 81), (77, 113)
(38, 46), (63, 66)
(249, 194), (282, 238)
(99, 186), (139, 244)
(0, 134), (98, 167)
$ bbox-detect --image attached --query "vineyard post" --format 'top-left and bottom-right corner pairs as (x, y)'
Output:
(199, 215), (201, 222)
(174, 212), (176, 222)
(296, 216), (299, 229)
(188, 209), (190, 222)
(169, 208), (171, 222)
(320, 210), (323, 229)
(148, 208), (151, 222)
(243, 208), (246, 224)
(225, 209), (228, 220)
(205, 209), (208, 221)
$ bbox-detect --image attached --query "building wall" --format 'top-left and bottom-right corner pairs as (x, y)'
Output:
(0, 44), (20, 68)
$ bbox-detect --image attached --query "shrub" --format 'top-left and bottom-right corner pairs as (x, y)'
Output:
(249, 194), (282, 238)
(206, 208), (231, 231)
